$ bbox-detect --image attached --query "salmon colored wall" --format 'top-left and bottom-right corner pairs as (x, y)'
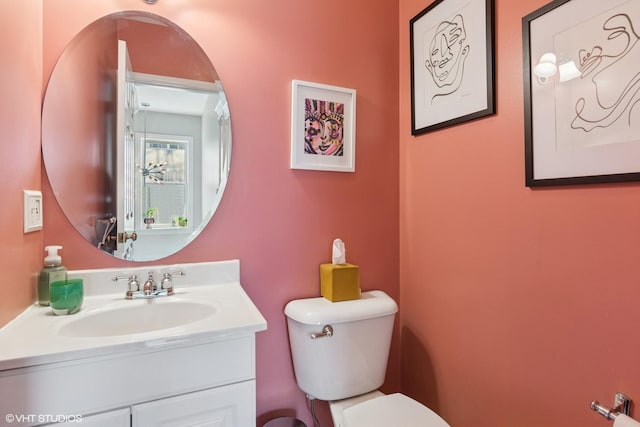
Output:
(0, 3), (43, 327)
(119, 19), (218, 81)
(42, 17), (116, 245)
(37, 1), (399, 425)
(399, 0), (640, 426)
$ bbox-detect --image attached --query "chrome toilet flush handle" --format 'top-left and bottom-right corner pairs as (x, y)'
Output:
(310, 325), (333, 340)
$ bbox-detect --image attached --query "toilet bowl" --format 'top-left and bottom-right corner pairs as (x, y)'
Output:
(285, 291), (449, 427)
(329, 390), (449, 427)
(341, 392), (448, 427)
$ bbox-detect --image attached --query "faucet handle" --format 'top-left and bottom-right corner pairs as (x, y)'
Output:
(113, 274), (140, 299)
(165, 268), (186, 278)
(160, 269), (185, 295)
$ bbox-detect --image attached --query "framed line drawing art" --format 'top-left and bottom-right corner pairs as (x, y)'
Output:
(410, 0), (495, 135)
(523, 0), (640, 186)
(290, 80), (356, 172)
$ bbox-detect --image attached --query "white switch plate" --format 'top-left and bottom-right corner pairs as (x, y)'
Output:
(23, 190), (43, 233)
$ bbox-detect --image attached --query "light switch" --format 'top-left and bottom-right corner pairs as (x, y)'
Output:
(23, 190), (43, 233)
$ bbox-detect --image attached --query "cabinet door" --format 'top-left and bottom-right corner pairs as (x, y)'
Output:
(131, 380), (255, 427)
(42, 408), (130, 427)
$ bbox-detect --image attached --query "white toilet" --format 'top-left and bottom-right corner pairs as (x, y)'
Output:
(285, 290), (450, 427)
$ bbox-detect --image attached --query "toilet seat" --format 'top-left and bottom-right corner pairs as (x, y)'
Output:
(342, 393), (450, 427)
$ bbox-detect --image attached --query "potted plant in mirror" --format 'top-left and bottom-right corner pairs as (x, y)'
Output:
(172, 216), (188, 228)
(144, 208), (158, 229)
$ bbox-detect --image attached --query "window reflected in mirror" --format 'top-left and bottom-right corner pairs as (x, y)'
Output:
(140, 135), (190, 229)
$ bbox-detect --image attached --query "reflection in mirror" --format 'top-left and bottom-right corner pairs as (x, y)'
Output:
(140, 133), (190, 228)
(42, 12), (231, 261)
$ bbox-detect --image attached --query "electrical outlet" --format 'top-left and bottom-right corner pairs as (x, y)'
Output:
(23, 190), (43, 233)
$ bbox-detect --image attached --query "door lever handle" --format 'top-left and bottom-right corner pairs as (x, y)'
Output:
(115, 231), (137, 243)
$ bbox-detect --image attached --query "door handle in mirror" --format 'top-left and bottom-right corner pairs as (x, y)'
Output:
(114, 231), (137, 243)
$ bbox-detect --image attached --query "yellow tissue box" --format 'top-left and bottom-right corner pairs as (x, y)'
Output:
(320, 263), (360, 302)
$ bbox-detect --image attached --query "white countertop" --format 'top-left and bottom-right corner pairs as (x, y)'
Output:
(0, 260), (267, 371)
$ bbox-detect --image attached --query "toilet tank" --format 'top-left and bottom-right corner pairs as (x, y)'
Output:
(284, 290), (398, 401)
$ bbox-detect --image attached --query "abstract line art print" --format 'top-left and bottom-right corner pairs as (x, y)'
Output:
(425, 14), (470, 104)
(290, 80), (356, 172)
(524, 0), (640, 186)
(410, 0), (494, 135)
(557, 9), (640, 148)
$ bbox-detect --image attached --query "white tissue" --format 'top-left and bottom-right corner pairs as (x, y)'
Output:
(332, 238), (346, 264)
(614, 415), (640, 427)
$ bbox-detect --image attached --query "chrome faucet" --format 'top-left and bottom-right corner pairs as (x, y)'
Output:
(113, 270), (185, 299)
(142, 272), (157, 295)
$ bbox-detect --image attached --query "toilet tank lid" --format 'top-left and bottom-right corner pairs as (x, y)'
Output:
(285, 290), (398, 325)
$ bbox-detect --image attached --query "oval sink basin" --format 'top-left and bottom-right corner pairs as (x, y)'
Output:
(59, 300), (216, 337)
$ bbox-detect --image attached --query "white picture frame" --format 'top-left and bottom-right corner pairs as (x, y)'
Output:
(290, 80), (356, 172)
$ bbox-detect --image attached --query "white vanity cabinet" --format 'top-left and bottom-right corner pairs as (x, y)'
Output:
(10, 336), (257, 427)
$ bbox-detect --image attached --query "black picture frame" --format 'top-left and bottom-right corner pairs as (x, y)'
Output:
(410, 0), (495, 135)
(523, 0), (640, 186)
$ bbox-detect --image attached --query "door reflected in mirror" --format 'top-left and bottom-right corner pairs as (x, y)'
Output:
(42, 11), (231, 261)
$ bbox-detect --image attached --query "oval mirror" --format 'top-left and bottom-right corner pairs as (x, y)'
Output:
(42, 11), (231, 262)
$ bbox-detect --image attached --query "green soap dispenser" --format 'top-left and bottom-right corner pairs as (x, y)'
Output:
(37, 245), (67, 306)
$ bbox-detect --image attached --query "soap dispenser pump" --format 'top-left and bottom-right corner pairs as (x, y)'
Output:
(37, 245), (67, 306)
